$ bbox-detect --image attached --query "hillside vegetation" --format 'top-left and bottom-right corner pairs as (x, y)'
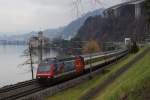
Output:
(95, 46), (150, 100)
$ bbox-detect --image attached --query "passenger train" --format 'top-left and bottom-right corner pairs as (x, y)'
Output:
(36, 50), (127, 83)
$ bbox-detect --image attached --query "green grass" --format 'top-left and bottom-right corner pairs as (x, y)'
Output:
(48, 46), (147, 100)
(95, 47), (150, 100)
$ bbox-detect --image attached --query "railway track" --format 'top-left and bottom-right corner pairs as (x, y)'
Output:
(0, 49), (128, 100)
(0, 80), (36, 93)
(0, 80), (47, 100)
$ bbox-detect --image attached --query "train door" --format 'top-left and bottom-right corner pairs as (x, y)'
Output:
(75, 56), (85, 73)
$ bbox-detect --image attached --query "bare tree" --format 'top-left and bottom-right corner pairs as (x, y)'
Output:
(82, 39), (101, 54)
(18, 44), (34, 79)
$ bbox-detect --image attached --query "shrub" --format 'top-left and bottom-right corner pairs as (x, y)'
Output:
(130, 41), (139, 53)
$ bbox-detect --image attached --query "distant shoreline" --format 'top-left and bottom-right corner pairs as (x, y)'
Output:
(0, 44), (27, 46)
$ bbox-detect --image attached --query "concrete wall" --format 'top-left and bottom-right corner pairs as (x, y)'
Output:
(103, 0), (146, 19)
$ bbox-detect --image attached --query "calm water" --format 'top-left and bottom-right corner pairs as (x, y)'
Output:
(0, 45), (57, 87)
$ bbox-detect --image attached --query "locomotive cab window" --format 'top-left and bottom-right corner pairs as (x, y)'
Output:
(38, 66), (51, 72)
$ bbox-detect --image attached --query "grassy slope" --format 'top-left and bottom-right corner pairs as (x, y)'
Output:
(48, 47), (147, 100)
(95, 47), (150, 100)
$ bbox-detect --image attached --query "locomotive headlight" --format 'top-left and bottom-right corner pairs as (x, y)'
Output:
(38, 77), (40, 78)
(48, 77), (50, 78)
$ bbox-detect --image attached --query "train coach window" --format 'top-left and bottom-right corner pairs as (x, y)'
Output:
(38, 66), (51, 72)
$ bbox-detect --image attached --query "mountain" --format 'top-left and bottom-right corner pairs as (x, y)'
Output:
(42, 27), (64, 40)
(0, 27), (64, 42)
(61, 8), (104, 40)
(0, 8), (104, 42)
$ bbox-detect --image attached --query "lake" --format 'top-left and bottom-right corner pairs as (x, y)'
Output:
(0, 45), (57, 87)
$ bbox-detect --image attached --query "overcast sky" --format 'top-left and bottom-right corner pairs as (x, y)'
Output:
(0, 0), (122, 35)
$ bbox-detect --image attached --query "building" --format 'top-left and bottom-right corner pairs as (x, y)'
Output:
(125, 38), (131, 45)
(29, 31), (49, 48)
(144, 33), (150, 44)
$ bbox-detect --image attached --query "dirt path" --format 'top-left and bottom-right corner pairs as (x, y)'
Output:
(80, 47), (150, 100)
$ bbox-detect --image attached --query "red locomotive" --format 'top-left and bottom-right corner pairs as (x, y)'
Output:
(36, 56), (85, 82)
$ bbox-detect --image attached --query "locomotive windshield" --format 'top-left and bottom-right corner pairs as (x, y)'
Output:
(38, 66), (51, 72)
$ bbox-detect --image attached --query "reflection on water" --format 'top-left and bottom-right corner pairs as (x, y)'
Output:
(0, 45), (57, 87)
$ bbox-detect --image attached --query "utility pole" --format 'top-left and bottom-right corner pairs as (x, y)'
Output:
(29, 44), (34, 79)
(38, 31), (43, 63)
(89, 53), (92, 79)
(40, 39), (43, 63)
(89, 21), (93, 79)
